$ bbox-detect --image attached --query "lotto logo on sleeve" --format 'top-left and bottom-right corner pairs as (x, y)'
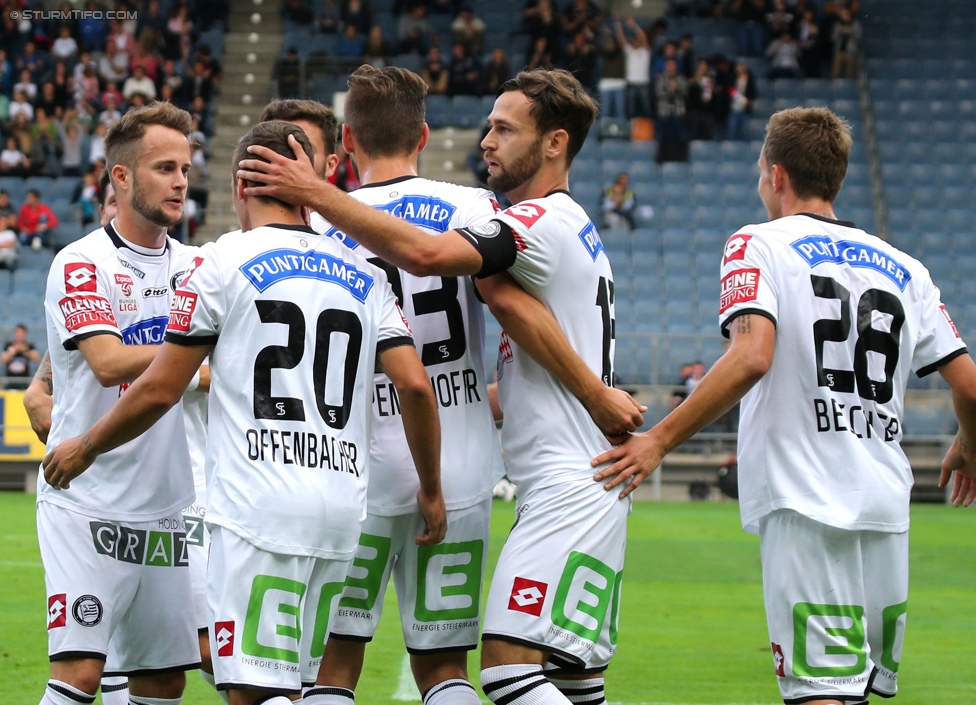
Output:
(504, 203), (546, 229)
(215, 621), (235, 656)
(723, 234), (753, 265)
(65, 263), (97, 293)
(719, 268), (761, 314)
(59, 295), (116, 332)
(940, 305), (961, 338)
(167, 291), (198, 333)
(508, 577), (548, 617)
(48, 594), (67, 629)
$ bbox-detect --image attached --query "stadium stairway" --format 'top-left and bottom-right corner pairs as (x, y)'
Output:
(195, 0), (284, 243)
(419, 128), (483, 187)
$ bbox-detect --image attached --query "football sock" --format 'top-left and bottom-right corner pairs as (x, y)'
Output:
(548, 676), (607, 705)
(198, 671), (228, 703)
(481, 665), (571, 705)
(302, 686), (356, 705)
(127, 697), (181, 705)
(100, 677), (129, 705)
(250, 697), (293, 705)
(40, 680), (96, 705)
(422, 678), (482, 705)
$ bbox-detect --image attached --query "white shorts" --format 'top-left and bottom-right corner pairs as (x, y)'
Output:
(482, 477), (630, 672)
(331, 497), (491, 653)
(37, 501), (200, 675)
(207, 526), (354, 694)
(760, 510), (908, 703)
(183, 483), (210, 631)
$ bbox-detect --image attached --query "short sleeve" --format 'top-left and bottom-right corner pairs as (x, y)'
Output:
(718, 231), (778, 336)
(452, 187), (501, 229)
(164, 243), (224, 347)
(46, 253), (120, 349)
(491, 199), (561, 291)
(912, 277), (968, 377)
(374, 272), (414, 353)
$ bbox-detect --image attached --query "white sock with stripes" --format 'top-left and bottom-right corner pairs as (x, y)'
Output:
(423, 678), (482, 705)
(481, 665), (571, 705)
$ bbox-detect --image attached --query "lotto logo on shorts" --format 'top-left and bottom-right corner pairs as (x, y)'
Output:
(723, 234), (753, 265)
(65, 262), (97, 293)
(59, 295), (116, 332)
(215, 621), (235, 657)
(719, 268), (761, 314)
(167, 291), (198, 333)
(940, 305), (961, 338)
(771, 642), (785, 677)
(48, 594), (67, 629)
(504, 203), (545, 230)
(508, 577), (548, 616)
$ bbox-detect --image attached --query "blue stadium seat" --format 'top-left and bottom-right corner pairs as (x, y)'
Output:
(424, 95), (452, 129)
(600, 140), (633, 161)
(452, 96), (485, 128)
(665, 300), (698, 333)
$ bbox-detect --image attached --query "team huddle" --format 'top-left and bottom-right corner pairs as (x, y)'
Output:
(29, 65), (976, 705)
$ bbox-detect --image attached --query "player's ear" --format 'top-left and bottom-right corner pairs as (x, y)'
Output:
(324, 152), (340, 179)
(545, 128), (569, 161)
(111, 164), (128, 193)
(771, 162), (787, 193)
(342, 123), (356, 155)
(417, 123), (430, 154)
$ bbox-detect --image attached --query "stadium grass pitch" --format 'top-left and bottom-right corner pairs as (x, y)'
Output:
(2, 492), (973, 704)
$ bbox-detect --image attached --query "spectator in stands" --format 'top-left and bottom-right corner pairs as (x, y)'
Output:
(99, 41), (130, 86)
(766, 31), (802, 79)
(522, 0), (562, 63)
(336, 23), (367, 62)
(566, 31), (599, 93)
(17, 41), (47, 83)
(364, 25), (394, 67)
(798, 7), (822, 77)
(78, 0), (108, 51)
(765, 0), (795, 40)
(275, 47), (302, 100)
(50, 60), (72, 112)
(163, 4), (194, 61)
(13, 69), (37, 102)
(685, 360), (706, 392)
(107, 17), (138, 65)
(421, 47), (449, 95)
(98, 94), (123, 127)
(88, 121), (107, 164)
(0, 190), (18, 230)
(0, 49), (13, 96)
(37, 82), (62, 120)
(78, 63), (101, 107)
(561, 0), (602, 39)
(184, 60), (214, 105)
(525, 36), (555, 71)
(398, 4), (434, 53)
(2, 324), (40, 389)
(328, 143), (360, 192)
(157, 58), (184, 100)
(0, 136), (30, 176)
(447, 42), (483, 96)
(51, 24), (79, 60)
(136, 0), (168, 40)
(732, 0), (766, 57)
(482, 47), (511, 96)
(596, 22), (626, 118)
(102, 81), (124, 108)
(123, 64), (158, 102)
(193, 43), (223, 86)
(451, 5), (486, 54)
(130, 40), (160, 82)
(687, 58), (715, 140)
(282, 0), (314, 24)
(17, 189), (58, 250)
(72, 168), (100, 227)
(189, 95), (214, 137)
(342, 0), (374, 34)
(31, 108), (62, 175)
(831, 5), (861, 79)
(652, 41), (678, 77)
(0, 218), (16, 270)
(655, 57), (689, 161)
(316, 0), (341, 33)
(727, 61), (757, 140)
(671, 363), (694, 407)
(616, 17), (652, 119)
(602, 172), (636, 231)
(676, 34), (696, 77)
(58, 122), (85, 177)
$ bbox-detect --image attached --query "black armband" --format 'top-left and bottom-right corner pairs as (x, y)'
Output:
(456, 219), (518, 278)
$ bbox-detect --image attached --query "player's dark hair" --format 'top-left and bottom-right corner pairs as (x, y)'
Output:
(104, 101), (193, 174)
(763, 107), (852, 203)
(497, 68), (598, 166)
(259, 99), (339, 157)
(233, 121), (315, 209)
(344, 64), (428, 158)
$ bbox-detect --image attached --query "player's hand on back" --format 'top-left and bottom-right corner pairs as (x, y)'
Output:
(415, 486), (447, 546)
(43, 434), (97, 490)
(591, 429), (664, 499)
(939, 435), (976, 507)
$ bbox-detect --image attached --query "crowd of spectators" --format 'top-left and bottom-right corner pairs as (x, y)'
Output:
(0, 0), (228, 249)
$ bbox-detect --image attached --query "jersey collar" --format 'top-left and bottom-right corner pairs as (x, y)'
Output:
(358, 174), (420, 190)
(265, 223), (319, 235)
(798, 212), (857, 228)
(104, 221), (170, 255)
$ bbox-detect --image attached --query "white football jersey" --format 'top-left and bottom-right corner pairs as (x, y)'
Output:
(39, 224), (195, 521)
(719, 214), (967, 534)
(490, 192), (617, 488)
(314, 176), (505, 515)
(165, 224), (412, 559)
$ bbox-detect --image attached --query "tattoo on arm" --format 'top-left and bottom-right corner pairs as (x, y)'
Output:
(736, 314), (752, 335)
(33, 351), (53, 395)
(82, 433), (93, 455)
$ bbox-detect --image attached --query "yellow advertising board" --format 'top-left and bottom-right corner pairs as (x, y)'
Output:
(0, 389), (46, 461)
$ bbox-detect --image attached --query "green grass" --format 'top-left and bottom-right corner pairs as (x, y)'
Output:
(2, 493), (974, 704)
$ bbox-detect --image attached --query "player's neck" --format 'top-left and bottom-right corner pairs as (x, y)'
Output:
(781, 195), (837, 221)
(113, 207), (168, 249)
(243, 203), (306, 231)
(355, 154), (418, 186)
(507, 164), (569, 204)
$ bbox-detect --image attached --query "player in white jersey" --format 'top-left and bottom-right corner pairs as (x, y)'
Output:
(592, 107), (976, 704)
(35, 102), (202, 705)
(44, 121), (447, 705)
(238, 68), (642, 705)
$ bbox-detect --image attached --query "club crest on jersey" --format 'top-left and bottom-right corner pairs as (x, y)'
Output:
(65, 263), (97, 293)
(504, 203), (546, 229)
(240, 248), (375, 302)
(720, 268), (760, 314)
(168, 291), (198, 333)
(215, 621), (235, 656)
(72, 594), (103, 627)
(48, 594), (67, 629)
(577, 221), (606, 261)
(791, 235), (912, 291)
(60, 295), (116, 332)
(376, 195), (458, 232)
(940, 304), (961, 338)
(508, 577), (548, 616)
(723, 234), (753, 265)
